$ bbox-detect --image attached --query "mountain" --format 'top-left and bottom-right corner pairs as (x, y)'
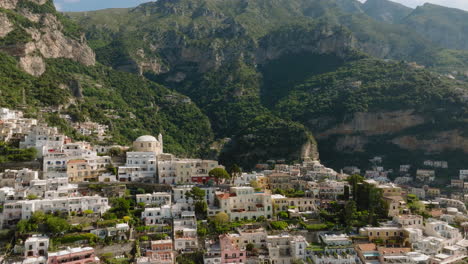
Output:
(0, 0), (214, 157)
(401, 3), (468, 51)
(64, 0), (468, 176)
(363, 0), (413, 24)
(3, 0), (468, 175)
(67, 0), (468, 74)
(0, 0), (318, 167)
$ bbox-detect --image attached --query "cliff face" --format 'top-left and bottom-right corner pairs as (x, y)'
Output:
(0, 0), (95, 76)
(312, 110), (426, 153)
(402, 4), (468, 51)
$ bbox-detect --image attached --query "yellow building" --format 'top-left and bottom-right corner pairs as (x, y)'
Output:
(67, 159), (98, 182)
(359, 226), (406, 245)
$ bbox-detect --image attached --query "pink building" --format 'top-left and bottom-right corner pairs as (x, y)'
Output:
(220, 235), (246, 264)
(47, 247), (98, 264)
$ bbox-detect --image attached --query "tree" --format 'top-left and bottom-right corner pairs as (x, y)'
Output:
(16, 220), (37, 235)
(277, 211), (289, 220)
(228, 164), (242, 182)
(344, 200), (357, 228)
(123, 216), (132, 223)
(46, 217), (70, 235)
(343, 185), (350, 200)
(347, 174), (364, 200)
(213, 212), (229, 225)
(246, 243), (254, 251)
(187, 187), (208, 219)
(83, 209), (94, 215)
(108, 147), (123, 157)
(186, 187), (205, 201)
(250, 180), (260, 189)
(209, 168), (230, 183)
(110, 197), (131, 218)
(195, 201), (208, 220)
(26, 194), (39, 200)
(270, 221), (288, 230)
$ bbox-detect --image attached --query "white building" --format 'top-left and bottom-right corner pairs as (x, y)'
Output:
(141, 205), (172, 225)
(136, 192), (171, 207)
(19, 125), (67, 157)
(267, 234), (309, 263)
(320, 234), (352, 246)
(174, 211), (198, 252)
(233, 172), (264, 186)
(393, 215), (423, 229)
(0, 168), (38, 188)
(424, 219), (462, 246)
(437, 198), (467, 213)
(209, 186), (272, 221)
(413, 236), (446, 256)
(157, 156), (220, 185)
(24, 235), (49, 257)
(118, 135), (163, 182)
(1, 195), (109, 227)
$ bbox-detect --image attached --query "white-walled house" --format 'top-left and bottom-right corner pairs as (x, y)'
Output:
(136, 192), (171, 207)
(24, 235), (49, 257)
(141, 205), (172, 225)
(1, 195), (109, 227)
(209, 186), (273, 221)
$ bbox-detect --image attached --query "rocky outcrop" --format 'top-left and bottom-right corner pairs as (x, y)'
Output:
(35, 30), (95, 66)
(0, 0), (47, 10)
(317, 110), (425, 138)
(256, 25), (355, 64)
(392, 130), (468, 153)
(301, 139), (320, 161)
(1, 5), (96, 76)
(335, 135), (369, 152)
(0, 0), (18, 9)
(19, 55), (46, 76)
(0, 13), (13, 38)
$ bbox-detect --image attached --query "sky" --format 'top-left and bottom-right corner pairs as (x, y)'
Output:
(54, 0), (468, 12)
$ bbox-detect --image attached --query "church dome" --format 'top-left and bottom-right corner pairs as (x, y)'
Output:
(135, 135), (158, 142)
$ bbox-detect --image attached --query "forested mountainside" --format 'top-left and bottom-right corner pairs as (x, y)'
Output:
(0, 0), (214, 157)
(2, 0), (468, 173)
(64, 0), (468, 172)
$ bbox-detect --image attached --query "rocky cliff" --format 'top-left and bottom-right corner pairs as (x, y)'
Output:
(0, 0), (95, 76)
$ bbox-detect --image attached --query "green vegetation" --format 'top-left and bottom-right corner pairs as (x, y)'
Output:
(0, 49), (213, 156)
(176, 252), (204, 264)
(186, 187), (208, 219)
(208, 168), (230, 182)
(274, 188), (305, 198)
(0, 142), (37, 163)
(16, 211), (72, 236)
(401, 3), (468, 51)
(2, 0), (468, 170)
(270, 221), (289, 230)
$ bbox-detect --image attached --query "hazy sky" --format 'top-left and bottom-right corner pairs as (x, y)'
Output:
(363, 0), (468, 11)
(54, 0), (468, 12)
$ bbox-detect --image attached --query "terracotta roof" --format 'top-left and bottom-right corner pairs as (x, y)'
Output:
(357, 243), (377, 252)
(378, 247), (411, 255)
(217, 193), (230, 200)
(430, 209), (444, 218)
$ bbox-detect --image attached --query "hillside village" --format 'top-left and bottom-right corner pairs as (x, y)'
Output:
(1, 106), (468, 264)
